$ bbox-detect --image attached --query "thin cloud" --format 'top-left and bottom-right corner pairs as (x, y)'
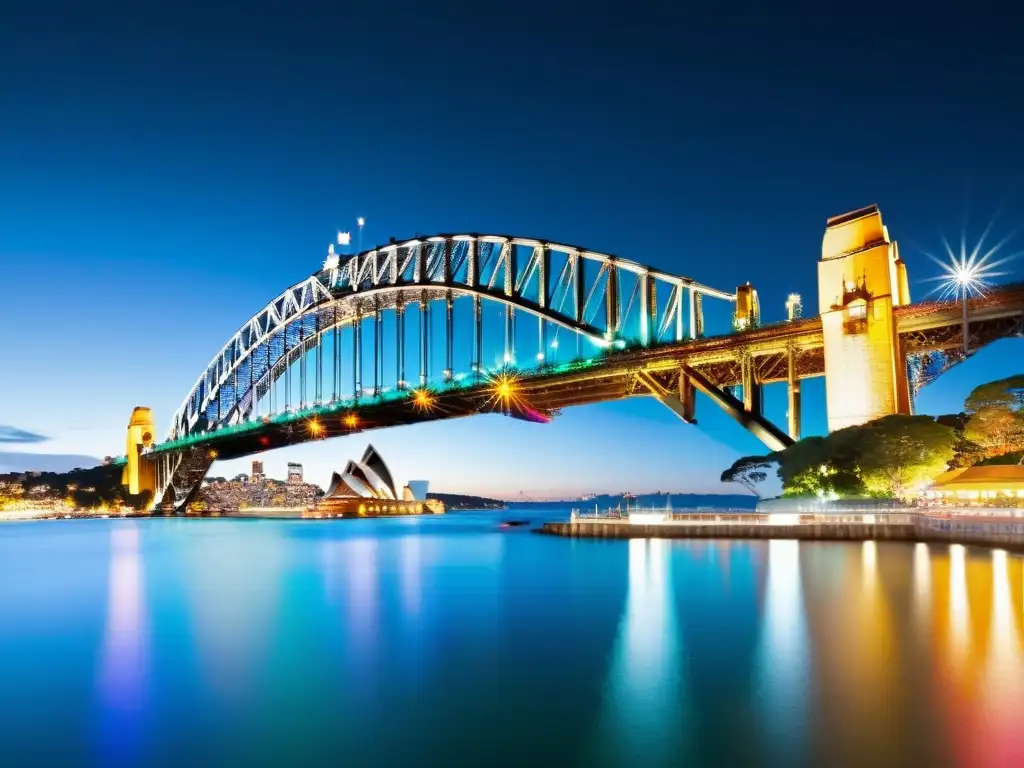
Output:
(0, 426), (48, 444)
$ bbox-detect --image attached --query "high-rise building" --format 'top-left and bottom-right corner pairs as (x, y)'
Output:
(287, 463), (303, 484)
(251, 460), (264, 481)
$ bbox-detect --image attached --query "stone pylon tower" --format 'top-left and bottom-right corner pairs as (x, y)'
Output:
(123, 406), (156, 497)
(818, 205), (912, 431)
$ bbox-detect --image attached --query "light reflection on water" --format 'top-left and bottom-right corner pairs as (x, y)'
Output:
(0, 515), (1023, 766)
(595, 539), (687, 765)
(96, 525), (147, 766)
(755, 539), (808, 762)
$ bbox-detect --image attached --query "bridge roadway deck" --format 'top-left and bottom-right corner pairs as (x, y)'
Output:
(147, 284), (1023, 463)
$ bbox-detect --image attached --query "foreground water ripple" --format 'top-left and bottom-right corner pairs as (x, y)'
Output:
(1, 512), (1023, 767)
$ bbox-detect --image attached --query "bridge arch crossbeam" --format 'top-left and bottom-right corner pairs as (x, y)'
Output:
(170, 234), (739, 440)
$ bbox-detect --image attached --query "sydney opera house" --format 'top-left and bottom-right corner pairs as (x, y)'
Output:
(313, 445), (445, 518)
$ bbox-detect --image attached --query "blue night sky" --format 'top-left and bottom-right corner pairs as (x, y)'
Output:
(1, 3), (1021, 497)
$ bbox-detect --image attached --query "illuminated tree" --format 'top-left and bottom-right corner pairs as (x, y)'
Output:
(720, 456), (773, 497)
(773, 434), (864, 497)
(769, 416), (955, 498)
(963, 375), (1024, 458)
(857, 415), (956, 498)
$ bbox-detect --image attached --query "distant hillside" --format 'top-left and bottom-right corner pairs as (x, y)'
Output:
(427, 492), (506, 510)
(0, 463), (151, 510)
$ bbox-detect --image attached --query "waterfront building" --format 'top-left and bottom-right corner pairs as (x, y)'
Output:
(314, 446), (444, 518)
(925, 465), (1024, 504)
(287, 462), (303, 484)
(251, 460), (264, 481)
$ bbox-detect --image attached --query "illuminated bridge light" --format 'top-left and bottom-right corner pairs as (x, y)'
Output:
(412, 389), (434, 412)
(138, 214), (1024, 518)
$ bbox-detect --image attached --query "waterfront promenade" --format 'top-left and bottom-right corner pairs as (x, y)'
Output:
(541, 506), (1024, 552)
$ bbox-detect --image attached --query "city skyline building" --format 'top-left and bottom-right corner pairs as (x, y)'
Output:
(287, 462), (303, 484)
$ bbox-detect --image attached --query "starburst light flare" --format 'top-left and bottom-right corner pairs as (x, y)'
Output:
(411, 388), (435, 413)
(921, 219), (1019, 302)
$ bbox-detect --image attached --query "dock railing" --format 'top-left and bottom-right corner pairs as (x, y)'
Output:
(569, 499), (1024, 533)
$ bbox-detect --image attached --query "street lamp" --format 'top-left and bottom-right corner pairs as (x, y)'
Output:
(953, 264), (977, 354)
(935, 254), (993, 355)
(925, 231), (1016, 355)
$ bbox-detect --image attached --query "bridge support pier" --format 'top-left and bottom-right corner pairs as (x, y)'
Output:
(637, 366), (790, 451)
(637, 370), (695, 424)
(741, 355), (762, 416)
(682, 366), (792, 452)
(123, 407), (156, 498)
(819, 205), (911, 431)
(787, 347), (802, 440)
(679, 370), (696, 423)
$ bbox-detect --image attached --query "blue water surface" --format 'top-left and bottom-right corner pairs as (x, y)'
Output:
(2, 512), (1023, 767)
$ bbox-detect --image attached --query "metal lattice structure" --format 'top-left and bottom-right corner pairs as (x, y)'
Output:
(141, 238), (1023, 512)
(168, 235), (736, 442)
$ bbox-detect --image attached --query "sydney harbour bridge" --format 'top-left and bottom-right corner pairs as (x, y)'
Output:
(122, 205), (1024, 511)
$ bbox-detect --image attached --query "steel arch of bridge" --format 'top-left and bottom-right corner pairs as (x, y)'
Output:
(169, 235), (736, 441)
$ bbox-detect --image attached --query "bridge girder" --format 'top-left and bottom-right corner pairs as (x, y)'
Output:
(168, 234), (741, 443)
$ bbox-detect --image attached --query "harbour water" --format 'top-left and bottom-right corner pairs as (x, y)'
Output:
(2, 511), (1023, 767)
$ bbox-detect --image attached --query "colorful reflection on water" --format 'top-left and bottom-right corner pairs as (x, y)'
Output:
(0, 515), (1022, 766)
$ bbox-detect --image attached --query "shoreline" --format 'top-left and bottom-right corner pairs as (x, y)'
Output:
(538, 519), (1024, 553)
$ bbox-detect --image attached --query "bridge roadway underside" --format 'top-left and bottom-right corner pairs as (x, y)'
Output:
(149, 323), (828, 469)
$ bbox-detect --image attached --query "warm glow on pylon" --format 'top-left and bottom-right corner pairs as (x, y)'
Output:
(308, 419), (322, 436)
(344, 414), (358, 428)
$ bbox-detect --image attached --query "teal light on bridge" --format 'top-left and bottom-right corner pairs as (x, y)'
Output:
(149, 357), (601, 455)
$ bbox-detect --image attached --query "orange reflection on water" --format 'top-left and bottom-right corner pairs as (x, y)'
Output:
(930, 546), (1024, 768)
(798, 542), (1024, 766)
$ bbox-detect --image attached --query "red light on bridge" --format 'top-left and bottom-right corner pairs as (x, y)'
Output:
(259, 436), (270, 447)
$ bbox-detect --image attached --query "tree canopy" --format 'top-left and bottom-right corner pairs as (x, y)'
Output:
(857, 415), (957, 497)
(963, 374), (1024, 458)
(720, 456), (773, 497)
(769, 415), (956, 499)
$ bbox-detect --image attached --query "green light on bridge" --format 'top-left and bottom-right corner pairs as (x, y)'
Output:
(149, 357), (601, 455)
